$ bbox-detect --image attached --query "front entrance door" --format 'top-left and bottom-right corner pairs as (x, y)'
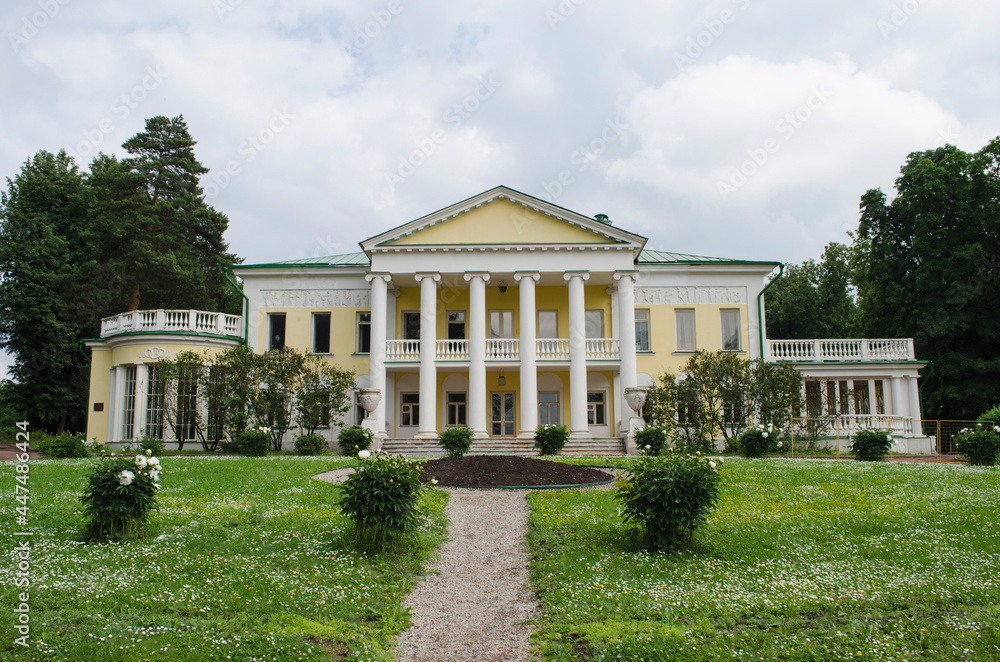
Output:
(490, 391), (515, 436)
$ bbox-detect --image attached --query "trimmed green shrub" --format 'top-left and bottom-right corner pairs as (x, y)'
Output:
(439, 426), (473, 458)
(977, 405), (1000, 425)
(954, 424), (1000, 466)
(737, 424), (775, 458)
(35, 432), (90, 459)
(633, 425), (668, 455)
(139, 434), (166, 456)
(616, 450), (722, 549)
(81, 451), (162, 541)
(338, 427), (373, 455)
(293, 433), (327, 455)
(534, 424), (568, 456)
(850, 428), (893, 461)
(235, 429), (269, 457)
(339, 450), (425, 550)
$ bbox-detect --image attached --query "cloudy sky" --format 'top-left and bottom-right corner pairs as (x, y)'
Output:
(3, 2), (997, 267)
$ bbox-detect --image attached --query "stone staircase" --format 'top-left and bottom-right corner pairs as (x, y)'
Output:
(378, 437), (627, 457)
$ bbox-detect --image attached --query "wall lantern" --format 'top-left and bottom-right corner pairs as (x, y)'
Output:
(498, 280), (508, 294)
(497, 370), (506, 386)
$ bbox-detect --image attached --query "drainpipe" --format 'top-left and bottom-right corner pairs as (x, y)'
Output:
(224, 266), (249, 346)
(756, 263), (785, 361)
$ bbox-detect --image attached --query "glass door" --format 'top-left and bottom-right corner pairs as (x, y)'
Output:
(490, 391), (516, 436)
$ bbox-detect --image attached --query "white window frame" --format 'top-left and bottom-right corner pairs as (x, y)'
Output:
(635, 308), (651, 352)
(721, 308), (742, 352)
(675, 309), (696, 352)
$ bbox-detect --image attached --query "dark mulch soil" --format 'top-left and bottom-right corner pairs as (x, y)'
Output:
(420, 455), (613, 487)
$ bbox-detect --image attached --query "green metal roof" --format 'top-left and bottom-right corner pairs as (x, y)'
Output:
(236, 249), (775, 270)
(637, 249), (778, 266)
(236, 252), (371, 269)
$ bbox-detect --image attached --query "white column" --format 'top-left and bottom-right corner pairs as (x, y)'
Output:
(615, 271), (638, 392)
(464, 272), (490, 438)
(108, 366), (120, 443)
(416, 272), (441, 439)
(565, 271), (590, 438)
(906, 375), (923, 437)
(133, 364), (147, 442)
(516, 272), (540, 438)
(365, 273), (391, 437)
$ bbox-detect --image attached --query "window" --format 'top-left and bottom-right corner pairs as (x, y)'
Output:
(838, 381), (849, 414)
(489, 310), (513, 338)
(587, 391), (606, 426)
(403, 311), (421, 340)
(447, 311), (466, 340)
(537, 310), (558, 338)
(144, 365), (165, 440)
(635, 309), (651, 352)
(400, 392), (419, 426)
(176, 365), (199, 443)
(874, 380), (885, 415)
(723, 398), (743, 427)
(268, 313), (286, 351)
(539, 391), (559, 425)
(206, 366), (225, 442)
(121, 366), (137, 441)
(826, 381), (838, 416)
(312, 312), (331, 354)
(721, 309), (741, 351)
(585, 310), (604, 338)
(675, 309), (695, 352)
(447, 392), (467, 426)
(356, 312), (371, 354)
(805, 380), (822, 417)
(854, 380), (870, 415)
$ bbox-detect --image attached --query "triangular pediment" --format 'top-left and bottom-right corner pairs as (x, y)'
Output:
(360, 186), (647, 255)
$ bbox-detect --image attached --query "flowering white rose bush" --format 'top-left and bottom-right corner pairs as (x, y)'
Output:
(849, 427), (894, 462)
(953, 424), (1000, 466)
(339, 450), (426, 550)
(81, 450), (163, 541)
(738, 423), (776, 458)
(616, 450), (722, 549)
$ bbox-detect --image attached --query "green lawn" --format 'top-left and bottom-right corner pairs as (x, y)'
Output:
(0, 455), (448, 662)
(531, 459), (1000, 661)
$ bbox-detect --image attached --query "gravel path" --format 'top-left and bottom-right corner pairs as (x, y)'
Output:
(395, 488), (537, 662)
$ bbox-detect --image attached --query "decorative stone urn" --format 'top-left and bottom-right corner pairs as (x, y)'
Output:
(623, 386), (650, 456)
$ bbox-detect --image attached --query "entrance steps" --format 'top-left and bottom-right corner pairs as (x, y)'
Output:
(378, 437), (626, 457)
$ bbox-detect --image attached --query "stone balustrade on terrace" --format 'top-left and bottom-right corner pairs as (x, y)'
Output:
(766, 338), (915, 362)
(100, 309), (243, 339)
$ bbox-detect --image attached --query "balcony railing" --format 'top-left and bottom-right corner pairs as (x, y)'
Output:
(767, 338), (915, 362)
(383, 337), (622, 362)
(100, 309), (243, 339)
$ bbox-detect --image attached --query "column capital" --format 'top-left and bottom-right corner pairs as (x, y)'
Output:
(613, 270), (638, 283)
(463, 271), (491, 283)
(414, 272), (441, 283)
(365, 272), (392, 284)
(563, 271), (590, 283)
(514, 271), (540, 282)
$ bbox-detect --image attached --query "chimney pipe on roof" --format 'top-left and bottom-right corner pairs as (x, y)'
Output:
(595, 213), (611, 224)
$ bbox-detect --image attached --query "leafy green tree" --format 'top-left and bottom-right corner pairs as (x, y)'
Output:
(853, 139), (1000, 418)
(87, 115), (240, 312)
(766, 242), (857, 339)
(0, 151), (95, 432)
(294, 357), (356, 436)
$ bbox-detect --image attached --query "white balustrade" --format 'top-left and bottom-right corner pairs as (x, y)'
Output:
(585, 338), (620, 360)
(767, 338), (914, 362)
(486, 338), (520, 360)
(836, 415), (913, 436)
(536, 338), (569, 360)
(436, 339), (470, 360)
(385, 339), (420, 362)
(100, 309), (243, 340)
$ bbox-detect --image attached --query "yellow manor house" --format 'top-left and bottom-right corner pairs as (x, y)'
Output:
(84, 186), (931, 454)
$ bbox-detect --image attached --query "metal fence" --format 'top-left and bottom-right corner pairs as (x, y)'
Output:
(782, 417), (991, 461)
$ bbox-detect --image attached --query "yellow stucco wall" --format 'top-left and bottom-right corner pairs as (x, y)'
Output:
(86, 349), (113, 443)
(256, 307), (370, 375)
(636, 303), (751, 377)
(391, 199), (616, 246)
